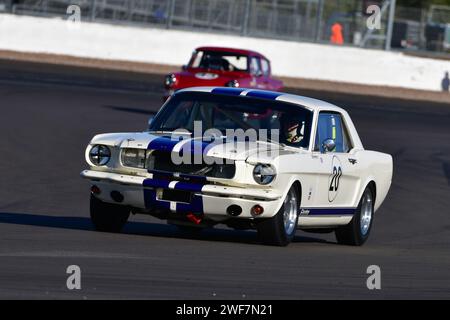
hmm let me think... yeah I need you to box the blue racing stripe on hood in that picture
[246,90,282,100]
[147,136,181,152]
[148,136,217,155]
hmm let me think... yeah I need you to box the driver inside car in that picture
[281,116,306,147]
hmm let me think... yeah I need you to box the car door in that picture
[311,111,359,209]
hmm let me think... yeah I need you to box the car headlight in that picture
[89,145,111,166]
[253,164,276,185]
[164,74,177,87]
[121,148,148,169]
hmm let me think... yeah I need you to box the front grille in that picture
[121,148,235,179]
[151,150,235,179]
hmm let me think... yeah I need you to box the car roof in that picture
[176,87,345,113]
[195,47,268,59]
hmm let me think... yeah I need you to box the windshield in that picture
[189,50,248,72]
[150,92,313,149]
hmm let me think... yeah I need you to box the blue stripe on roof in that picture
[211,88,245,96]
[246,90,282,100]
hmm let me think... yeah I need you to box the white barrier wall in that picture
[1,13,449,91]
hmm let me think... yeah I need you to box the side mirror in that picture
[321,139,336,153]
[182,65,187,71]
[147,116,154,131]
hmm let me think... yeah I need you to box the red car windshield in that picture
[189,50,248,72]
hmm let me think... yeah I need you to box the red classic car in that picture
[164,46,283,99]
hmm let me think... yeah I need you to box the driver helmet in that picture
[283,118,304,144]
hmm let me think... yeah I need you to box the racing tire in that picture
[335,187,374,246]
[90,195,130,233]
[257,186,300,246]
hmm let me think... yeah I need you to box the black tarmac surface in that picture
[0,64,449,299]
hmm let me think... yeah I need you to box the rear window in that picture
[189,50,248,72]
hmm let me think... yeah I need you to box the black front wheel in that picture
[90,195,130,233]
[335,187,374,246]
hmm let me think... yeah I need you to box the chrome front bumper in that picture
[80,170,283,219]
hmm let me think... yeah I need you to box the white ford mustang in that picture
[81,87,393,246]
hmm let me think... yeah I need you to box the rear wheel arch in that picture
[355,179,377,209]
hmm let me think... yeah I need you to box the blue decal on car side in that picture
[302,208,355,216]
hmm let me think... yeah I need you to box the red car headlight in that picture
[165,74,177,87]
[225,80,240,88]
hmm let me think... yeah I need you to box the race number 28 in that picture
[329,166,342,192]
